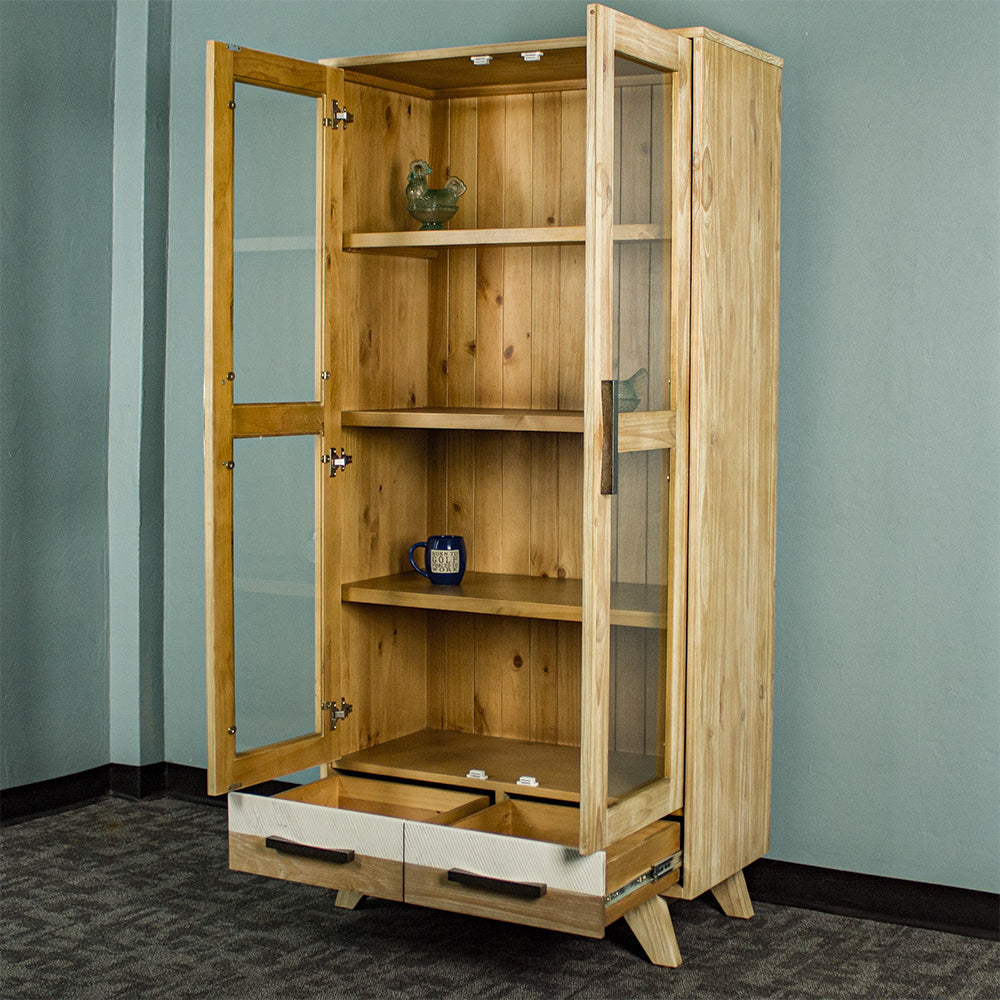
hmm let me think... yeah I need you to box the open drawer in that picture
[404,799,681,936]
[228,773,489,901]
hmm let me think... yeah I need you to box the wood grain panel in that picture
[230,832,403,900]
[232,402,322,437]
[580,0,616,855]
[405,817,605,895]
[341,571,667,627]
[405,864,604,937]
[204,41,237,795]
[337,727,582,800]
[683,35,780,899]
[623,895,682,967]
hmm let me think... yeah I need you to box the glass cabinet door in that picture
[205,43,342,794]
[580,9,691,853]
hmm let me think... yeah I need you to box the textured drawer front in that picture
[404,821,607,936]
[228,791,404,900]
[405,821,605,893]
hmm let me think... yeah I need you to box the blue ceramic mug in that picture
[408,535,466,585]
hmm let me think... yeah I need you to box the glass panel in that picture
[233,82,319,403]
[609,451,667,795]
[607,52,673,801]
[612,54,670,412]
[233,435,318,753]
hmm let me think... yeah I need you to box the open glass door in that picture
[204,43,343,794]
[580,6,691,853]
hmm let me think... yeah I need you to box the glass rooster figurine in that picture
[405,159,467,230]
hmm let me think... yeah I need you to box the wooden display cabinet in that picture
[204,5,781,966]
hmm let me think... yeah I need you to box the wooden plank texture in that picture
[682,34,781,899]
[405,864,605,937]
[342,407,583,432]
[624,895,682,967]
[579,0,616,858]
[342,571,667,627]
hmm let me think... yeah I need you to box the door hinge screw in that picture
[324,100,353,128]
[322,698,353,730]
[321,447,353,477]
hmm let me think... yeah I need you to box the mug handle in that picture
[408,541,429,578]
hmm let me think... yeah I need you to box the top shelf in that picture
[343,224,664,256]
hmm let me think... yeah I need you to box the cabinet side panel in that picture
[684,39,780,898]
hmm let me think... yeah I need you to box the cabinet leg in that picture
[710,870,754,919]
[624,894,682,967]
[335,889,364,910]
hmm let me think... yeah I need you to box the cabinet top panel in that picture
[322,26,782,98]
[323,37,587,98]
[673,26,783,67]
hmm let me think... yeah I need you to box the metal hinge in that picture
[604,850,682,907]
[323,100,353,129]
[321,447,353,477]
[322,697,353,731]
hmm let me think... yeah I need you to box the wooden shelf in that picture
[342,407,583,433]
[343,223,664,256]
[335,729,661,802]
[342,571,667,628]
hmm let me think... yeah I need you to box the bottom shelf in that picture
[335,728,661,804]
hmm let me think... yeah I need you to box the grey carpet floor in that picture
[1,796,997,1000]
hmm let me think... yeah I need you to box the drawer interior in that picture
[448,797,681,900]
[448,798,580,847]
[276,771,489,824]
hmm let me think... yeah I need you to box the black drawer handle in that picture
[265,837,355,865]
[447,868,547,899]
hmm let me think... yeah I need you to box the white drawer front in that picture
[405,821,606,896]
[228,791,404,861]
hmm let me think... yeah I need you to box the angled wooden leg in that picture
[624,894,682,967]
[335,889,364,910]
[710,870,754,919]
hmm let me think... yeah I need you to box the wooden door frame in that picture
[204,42,344,794]
[580,5,691,854]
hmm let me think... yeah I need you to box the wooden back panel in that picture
[336,84,589,753]
[335,73,680,766]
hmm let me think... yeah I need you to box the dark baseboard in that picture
[161,762,294,804]
[3,764,996,940]
[1,762,170,822]
[109,761,167,799]
[0,761,290,824]
[160,761,226,805]
[0,764,111,824]
[745,857,999,941]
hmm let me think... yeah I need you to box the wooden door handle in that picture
[265,837,356,865]
[447,868,547,899]
[600,380,618,495]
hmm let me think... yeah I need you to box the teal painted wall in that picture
[1,0,117,786]
[108,0,170,769]
[1,0,996,894]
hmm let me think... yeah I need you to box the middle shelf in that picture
[343,571,667,628]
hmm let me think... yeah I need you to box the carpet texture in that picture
[2,797,997,1000]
